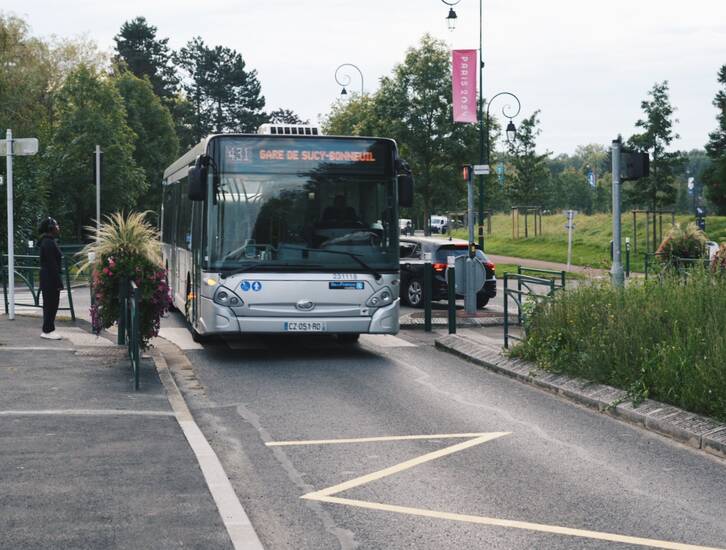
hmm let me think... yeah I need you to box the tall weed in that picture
[513,269,726,420]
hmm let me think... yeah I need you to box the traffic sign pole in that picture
[2,131,39,320]
[6,129,14,319]
[465,165,476,314]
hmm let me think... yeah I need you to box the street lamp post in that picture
[442,1,520,251]
[335,63,364,96]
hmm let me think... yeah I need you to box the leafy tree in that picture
[41,65,145,240]
[176,37,266,142]
[703,66,726,214]
[114,71,179,217]
[323,35,478,228]
[113,17,178,101]
[268,108,308,125]
[505,111,551,207]
[551,168,593,213]
[0,15,52,247]
[626,81,684,210]
[322,95,385,137]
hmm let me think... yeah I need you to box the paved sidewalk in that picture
[0,315,234,549]
[487,253,609,276]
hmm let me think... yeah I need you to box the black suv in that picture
[399,236,497,308]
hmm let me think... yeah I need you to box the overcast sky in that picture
[4,0,725,155]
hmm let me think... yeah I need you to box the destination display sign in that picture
[217,137,393,176]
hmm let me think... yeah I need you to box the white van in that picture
[429,215,448,234]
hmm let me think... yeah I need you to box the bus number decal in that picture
[332,273,357,280]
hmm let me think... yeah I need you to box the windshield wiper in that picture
[219,263,322,279]
[295,247,382,281]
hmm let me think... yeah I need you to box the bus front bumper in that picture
[200,299,400,335]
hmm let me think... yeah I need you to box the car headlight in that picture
[213,286,244,307]
[366,286,394,308]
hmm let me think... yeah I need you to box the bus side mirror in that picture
[188,162,207,201]
[398,174,414,207]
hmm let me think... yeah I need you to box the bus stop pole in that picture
[611,138,625,288]
[447,266,456,334]
[424,262,432,332]
[6,129,15,320]
[465,165,476,314]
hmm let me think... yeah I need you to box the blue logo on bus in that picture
[251,281,262,291]
[240,281,251,292]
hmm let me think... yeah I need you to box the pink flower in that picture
[103,267,110,275]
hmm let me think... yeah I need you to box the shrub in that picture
[79,212,172,349]
[512,269,726,421]
[656,222,707,263]
[712,242,726,272]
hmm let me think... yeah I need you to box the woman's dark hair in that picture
[39,217,58,235]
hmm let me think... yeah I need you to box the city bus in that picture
[160,124,413,342]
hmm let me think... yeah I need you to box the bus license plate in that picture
[284,321,327,332]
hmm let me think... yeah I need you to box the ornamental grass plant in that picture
[79,212,172,349]
[511,268,726,421]
[655,222,708,263]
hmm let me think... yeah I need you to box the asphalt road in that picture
[161,312,726,550]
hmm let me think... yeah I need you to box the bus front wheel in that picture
[338,333,360,344]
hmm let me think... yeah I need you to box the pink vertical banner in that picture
[452,49,477,123]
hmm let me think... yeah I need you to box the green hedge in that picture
[511,269,726,421]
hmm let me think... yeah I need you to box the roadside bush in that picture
[79,212,172,348]
[511,269,726,421]
[712,243,726,272]
[656,222,707,263]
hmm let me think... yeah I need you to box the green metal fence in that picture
[118,277,141,390]
[1,253,75,320]
[503,269,566,349]
[644,253,711,281]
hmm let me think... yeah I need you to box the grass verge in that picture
[510,268,726,421]
[453,212,726,271]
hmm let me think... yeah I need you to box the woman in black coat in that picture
[38,217,63,340]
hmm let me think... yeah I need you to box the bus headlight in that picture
[214,286,244,307]
[366,286,394,308]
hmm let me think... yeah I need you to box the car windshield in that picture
[435,245,488,263]
[207,173,398,272]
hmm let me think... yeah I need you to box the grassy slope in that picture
[453,212,726,271]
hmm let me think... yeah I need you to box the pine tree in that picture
[505,111,551,207]
[703,66,726,214]
[113,17,178,101]
[175,37,266,142]
[626,81,684,210]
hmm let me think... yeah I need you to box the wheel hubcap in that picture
[408,282,422,305]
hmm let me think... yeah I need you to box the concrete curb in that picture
[435,334,726,461]
[399,314,518,329]
[152,342,266,550]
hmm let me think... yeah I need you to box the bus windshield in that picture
[207,173,398,272]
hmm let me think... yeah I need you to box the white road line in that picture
[302,433,509,499]
[158,328,204,350]
[290,433,723,550]
[314,496,723,550]
[0,409,174,417]
[267,433,496,446]
[0,347,76,352]
[153,351,264,550]
[359,334,417,348]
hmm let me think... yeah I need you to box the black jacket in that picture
[39,235,64,291]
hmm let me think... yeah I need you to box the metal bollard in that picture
[447,267,456,334]
[424,262,432,332]
[625,239,631,278]
[118,277,127,345]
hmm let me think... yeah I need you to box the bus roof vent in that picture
[257,123,322,136]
